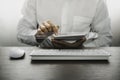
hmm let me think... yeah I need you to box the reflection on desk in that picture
[0,47,120,80]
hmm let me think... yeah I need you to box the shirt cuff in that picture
[83,32,98,47]
[85,32,98,40]
[30,29,38,43]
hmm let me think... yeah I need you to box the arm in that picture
[84,0,112,47]
[17,0,59,48]
[17,0,38,46]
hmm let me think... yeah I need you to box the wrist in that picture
[35,33,46,43]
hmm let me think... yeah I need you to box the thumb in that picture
[53,25,59,35]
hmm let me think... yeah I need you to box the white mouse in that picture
[9,48,25,59]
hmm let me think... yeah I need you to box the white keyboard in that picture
[30,49,111,60]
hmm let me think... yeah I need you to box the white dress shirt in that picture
[17,0,112,47]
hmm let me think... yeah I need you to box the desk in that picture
[0,47,120,80]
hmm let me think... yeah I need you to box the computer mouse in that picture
[9,48,25,59]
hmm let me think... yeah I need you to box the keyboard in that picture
[30,49,111,60]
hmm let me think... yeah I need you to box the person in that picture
[17,0,112,49]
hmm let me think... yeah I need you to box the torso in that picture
[36,0,99,34]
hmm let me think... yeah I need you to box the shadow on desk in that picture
[31,60,109,65]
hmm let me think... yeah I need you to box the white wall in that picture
[0,0,25,46]
[107,0,120,46]
[0,0,120,46]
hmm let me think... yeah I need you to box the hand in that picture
[35,20,59,43]
[36,20,59,35]
[52,36,86,49]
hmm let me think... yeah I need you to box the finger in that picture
[53,25,59,35]
[52,39,71,47]
[76,36,86,42]
[73,37,86,46]
[47,21,59,34]
[40,24,48,33]
[52,40,64,45]
[47,20,54,26]
[79,37,86,42]
[37,28,44,35]
[53,40,76,49]
[52,41,63,49]
[47,20,54,31]
[43,21,52,32]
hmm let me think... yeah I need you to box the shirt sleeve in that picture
[84,0,112,47]
[17,0,38,46]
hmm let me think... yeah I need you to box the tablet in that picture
[53,34,86,41]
